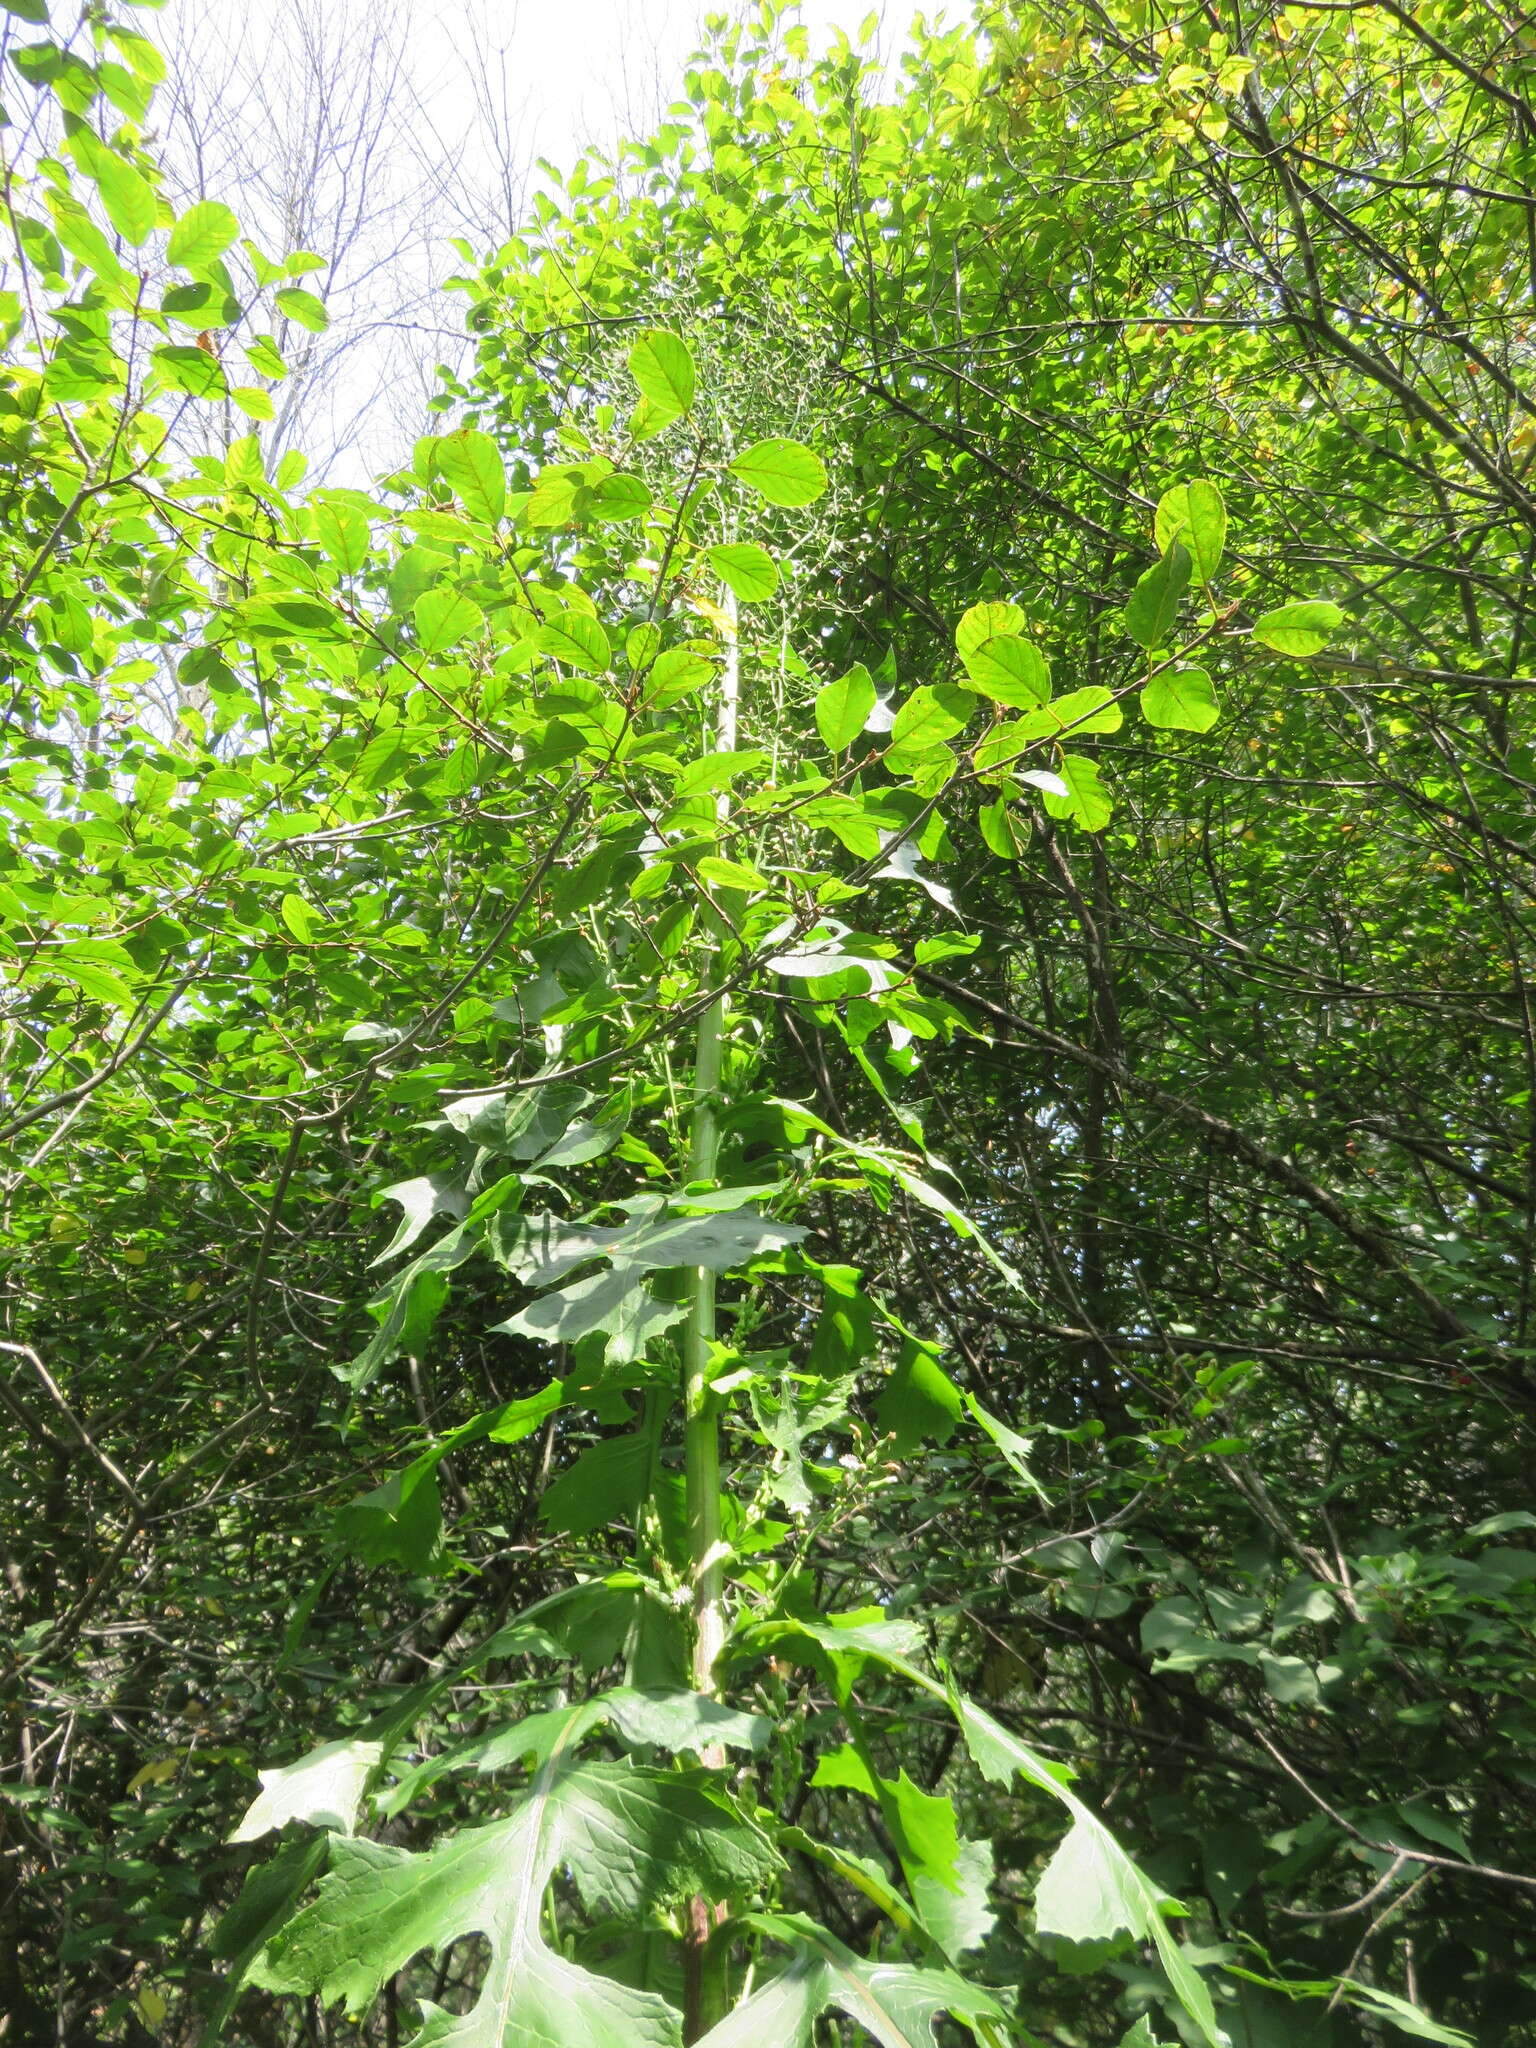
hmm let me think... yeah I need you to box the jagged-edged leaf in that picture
[694,1914,1003,2047]
[342,1218,480,1388]
[705,542,779,602]
[810,1750,994,1961]
[1153,479,1227,582]
[952,1696,1220,2045]
[232,1738,384,1844]
[390,1687,768,1811]
[876,1341,962,1456]
[498,1204,807,1289]
[254,1755,775,2048]
[370,1174,469,1267]
[729,437,828,506]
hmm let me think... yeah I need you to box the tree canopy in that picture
[3,2,1535,2045]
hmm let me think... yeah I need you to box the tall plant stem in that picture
[680,582,740,2042]
[684,578,740,1699]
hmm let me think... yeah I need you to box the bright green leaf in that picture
[1251,599,1345,656]
[1142,666,1219,731]
[729,438,828,507]
[1154,479,1227,583]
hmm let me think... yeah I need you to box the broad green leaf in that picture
[1042,754,1112,831]
[705,542,779,602]
[435,428,506,524]
[332,1460,444,1573]
[1122,543,1192,651]
[246,333,288,380]
[1251,599,1344,656]
[1154,479,1227,582]
[280,894,315,944]
[694,1915,1004,2048]
[231,385,274,421]
[312,500,371,577]
[415,588,486,654]
[541,1434,652,1536]
[966,1395,1047,1500]
[884,686,969,768]
[1142,666,1219,731]
[498,1206,806,1288]
[255,1755,775,2045]
[955,601,1027,656]
[978,796,1028,858]
[586,472,651,521]
[816,664,876,750]
[1027,686,1122,737]
[275,286,329,333]
[960,631,1050,706]
[628,328,695,414]
[697,853,770,892]
[644,646,714,707]
[232,1738,384,1844]
[729,437,828,507]
[51,957,135,1008]
[953,1697,1219,2045]
[876,1341,962,1455]
[494,1206,806,1348]
[538,610,612,672]
[167,200,240,270]
[152,343,227,399]
[90,152,157,246]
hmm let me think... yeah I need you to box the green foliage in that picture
[5,2,1536,2045]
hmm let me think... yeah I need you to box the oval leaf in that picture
[167,200,239,270]
[435,428,506,525]
[705,543,780,603]
[961,632,1050,707]
[1251,599,1344,656]
[956,601,1027,657]
[414,588,486,654]
[816,664,876,751]
[1142,666,1219,731]
[1122,543,1192,651]
[1154,479,1227,583]
[629,328,695,415]
[729,437,828,507]
[538,611,612,673]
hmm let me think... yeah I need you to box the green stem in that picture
[683,984,727,1697]
[684,579,740,1700]
[680,582,740,2042]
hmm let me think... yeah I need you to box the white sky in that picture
[151,0,901,478]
